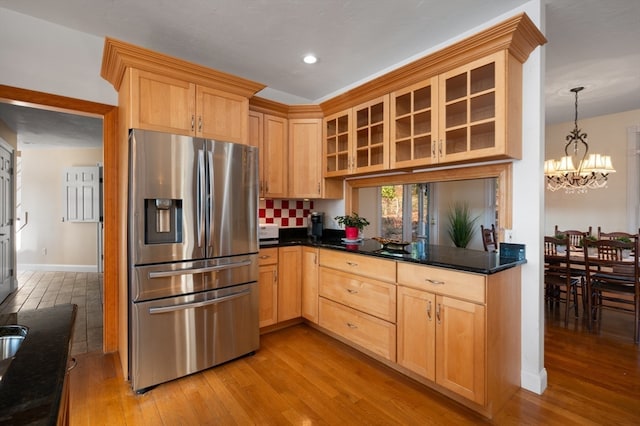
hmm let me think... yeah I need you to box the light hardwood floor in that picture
[69,305,640,425]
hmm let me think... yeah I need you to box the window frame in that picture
[344,162,512,242]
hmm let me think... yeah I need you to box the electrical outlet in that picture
[504,229,513,242]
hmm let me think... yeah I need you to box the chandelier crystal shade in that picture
[544,87,615,193]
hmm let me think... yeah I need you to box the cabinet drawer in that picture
[258,248,278,266]
[397,263,485,304]
[319,267,396,322]
[319,298,396,362]
[319,249,396,283]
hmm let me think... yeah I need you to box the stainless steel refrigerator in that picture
[128,128,259,392]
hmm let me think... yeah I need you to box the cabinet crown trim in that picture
[320,12,546,115]
[101,37,265,97]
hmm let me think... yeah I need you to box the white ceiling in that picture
[0,0,638,149]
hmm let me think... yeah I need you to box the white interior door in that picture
[0,140,16,303]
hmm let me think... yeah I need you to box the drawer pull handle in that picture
[425,278,445,285]
[346,261,358,267]
[259,255,270,259]
[346,288,359,294]
[346,322,358,329]
[426,300,432,320]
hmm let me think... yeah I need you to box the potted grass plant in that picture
[446,202,479,248]
[335,212,370,240]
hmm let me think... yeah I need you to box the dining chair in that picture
[544,235,581,325]
[583,238,640,343]
[480,224,497,252]
[597,227,640,242]
[554,226,593,248]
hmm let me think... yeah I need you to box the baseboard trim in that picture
[18,264,99,273]
[521,367,548,395]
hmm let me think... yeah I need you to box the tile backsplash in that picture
[259,199,314,228]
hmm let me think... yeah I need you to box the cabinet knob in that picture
[346,288,359,294]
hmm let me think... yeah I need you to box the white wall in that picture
[0,8,116,105]
[17,148,102,271]
[545,109,640,235]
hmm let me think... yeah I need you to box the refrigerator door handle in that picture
[207,149,214,254]
[148,289,251,314]
[197,148,206,248]
[147,259,253,279]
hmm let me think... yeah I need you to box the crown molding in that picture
[320,12,546,116]
[101,37,265,98]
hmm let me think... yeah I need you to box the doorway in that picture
[0,84,118,352]
[0,139,16,303]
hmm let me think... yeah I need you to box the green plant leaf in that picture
[446,202,479,248]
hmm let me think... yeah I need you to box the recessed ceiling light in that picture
[303,54,317,64]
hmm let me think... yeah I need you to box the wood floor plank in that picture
[68,307,640,425]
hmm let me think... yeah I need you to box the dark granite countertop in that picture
[0,304,77,426]
[262,228,526,274]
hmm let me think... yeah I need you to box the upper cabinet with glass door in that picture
[391,51,521,169]
[437,51,521,164]
[390,77,438,169]
[324,95,389,177]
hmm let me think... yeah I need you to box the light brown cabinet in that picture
[248,111,288,198]
[129,69,249,143]
[396,261,520,417]
[288,118,322,198]
[390,77,439,168]
[397,285,485,404]
[258,248,278,328]
[390,51,521,169]
[318,249,397,361]
[258,246,303,327]
[301,246,319,323]
[278,246,302,322]
[323,95,389,177]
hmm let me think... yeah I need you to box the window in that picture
[363,177,498,250]
[380,184,428,242]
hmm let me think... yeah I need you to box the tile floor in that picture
[0,270,103,355]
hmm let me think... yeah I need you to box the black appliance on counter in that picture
[308,212,324,238]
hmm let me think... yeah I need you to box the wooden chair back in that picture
[597,227,640,243]
[555,226,592,248]
[582,237,640,343]
[544,235,579,324]
[480,224,497,252]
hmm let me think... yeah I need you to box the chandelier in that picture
[544,86,615,193]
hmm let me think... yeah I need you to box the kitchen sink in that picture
[0,325,28,380]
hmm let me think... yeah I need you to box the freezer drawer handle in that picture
[148,289,251,314]
[148,259,253,279]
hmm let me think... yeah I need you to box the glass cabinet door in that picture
[391,77,438,168]
[438,51,506,163]
[323,110,352,177]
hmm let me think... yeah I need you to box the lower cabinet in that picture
[259,246,303,327]
[396,262,520,417]
[301,246,319,323]
[278,246,302,321]
[397,286,485,404]
[318,249,397,361]
[261,244,520,418]
[258,248,278,328]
